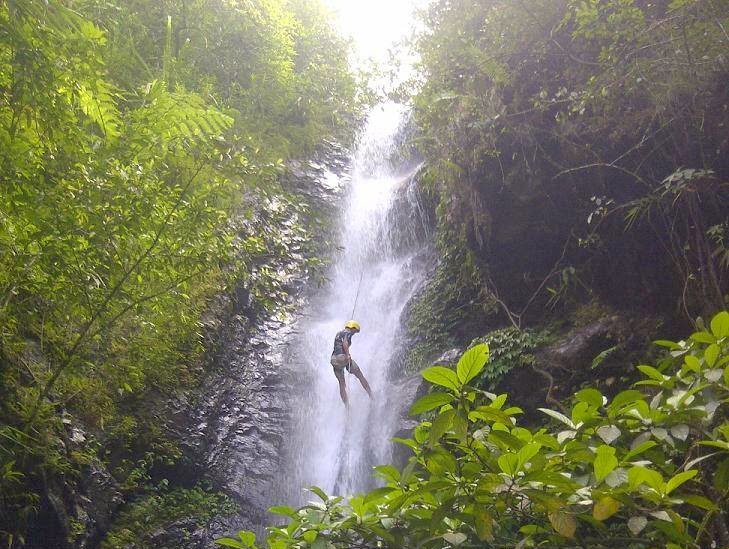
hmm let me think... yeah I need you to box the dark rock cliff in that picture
[150,147,351,546]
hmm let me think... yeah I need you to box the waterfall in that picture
[275,102,431,504]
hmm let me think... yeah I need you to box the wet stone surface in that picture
[154,145,350,546]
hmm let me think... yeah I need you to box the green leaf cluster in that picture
[469,327,552,388]
[244,311,729,548]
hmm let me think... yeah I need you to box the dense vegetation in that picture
[0,0,358,545]
[405,0,729,367]
[221,311,729,548]
[3,0,728,547]
[212,1,729,548]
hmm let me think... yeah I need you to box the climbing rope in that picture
[348,270,364,378]
[349,270,364,319]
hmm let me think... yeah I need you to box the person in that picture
[330,320,373,404]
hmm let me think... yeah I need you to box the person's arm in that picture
[342,338,351,360]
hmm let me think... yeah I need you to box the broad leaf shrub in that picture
[220,311,729,548]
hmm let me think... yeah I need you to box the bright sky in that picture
[323,0,424,65]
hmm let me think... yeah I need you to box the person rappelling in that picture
[330,320,373,404]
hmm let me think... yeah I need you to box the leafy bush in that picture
[412,0,729,322]
[102,485,237,548]
[469,327,551,388]
[220,311,729,548]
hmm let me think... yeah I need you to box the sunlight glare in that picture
[323,0,423,63]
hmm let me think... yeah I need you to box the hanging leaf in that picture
[422,366,460,391]
[596,425,621,444]
[593,496,621,520]
[307,486,329,501]
[268,506,297,518]
[548,508,577,538]
[475,510,495,541]
[593,445,618,482]
[637,365,666,381]
[538,408,575,429]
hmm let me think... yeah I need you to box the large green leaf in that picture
[498,453,519,476]
[628,466,664,491]
[710,311,729,338]
[517,442,541,470]
[593,445,618,482]
[575,388,603,408]
[665,469,697,494]
[609,390,644,411]
[468,406,511,424]
[705,344,720,367]
[374,465,401,484]
[409,392,454,416]
[456,343,489,384]
[429,409,456,447]
[268,506,297,518]
[422,366,460,391]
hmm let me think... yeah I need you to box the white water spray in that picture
[276,102,430,502]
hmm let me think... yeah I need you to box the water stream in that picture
[275,102,431,504]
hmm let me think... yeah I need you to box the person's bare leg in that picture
[353,369,373,399]
[335,369,348,404]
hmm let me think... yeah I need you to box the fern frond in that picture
[77,80,122,141]
[130,83,233,153]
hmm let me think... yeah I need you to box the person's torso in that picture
[332,329,353,355]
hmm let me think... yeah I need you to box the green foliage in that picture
[411,0,729,320]
[405,220,498,372]
[250,311,729,548]
[102,485,237,548]
[469,327,551,388]
[0,0,358,543]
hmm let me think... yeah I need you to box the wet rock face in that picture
[31,431,122,549]
[174,316,301,538]
[155,145,350,545]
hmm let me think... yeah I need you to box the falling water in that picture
[275,102,431,503]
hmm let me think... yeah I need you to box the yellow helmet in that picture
[345,320,361,332]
